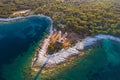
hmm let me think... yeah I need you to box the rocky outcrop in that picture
[34,34,120,68]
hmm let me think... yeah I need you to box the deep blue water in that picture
[0,16,120,80]
[0,16,51,80]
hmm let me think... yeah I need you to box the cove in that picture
[0,15,51,80]
[1,15,120,80]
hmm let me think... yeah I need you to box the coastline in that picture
[0,15,52,80]
[0,14,53,25]
[1,14,120,79]
[33,33,120,69]
[38,51,86,79]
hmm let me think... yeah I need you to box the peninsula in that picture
[0,0,120,80]
[33,26,120,68]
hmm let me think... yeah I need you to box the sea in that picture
[0,16,120,80]
[48,39,120,80]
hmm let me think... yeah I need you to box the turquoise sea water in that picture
[0,16,51,80]
[0,17,120,80]
[47,40,120,80]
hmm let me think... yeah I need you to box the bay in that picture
[0,16,51,80]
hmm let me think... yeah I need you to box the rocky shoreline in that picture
[33,33,120,69]
[1,14,120,71]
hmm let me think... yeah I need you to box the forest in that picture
[0,0,120,37]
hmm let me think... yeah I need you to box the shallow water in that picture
[41,39,120,80]
[0,16,120,80]
[0,16,51,80]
